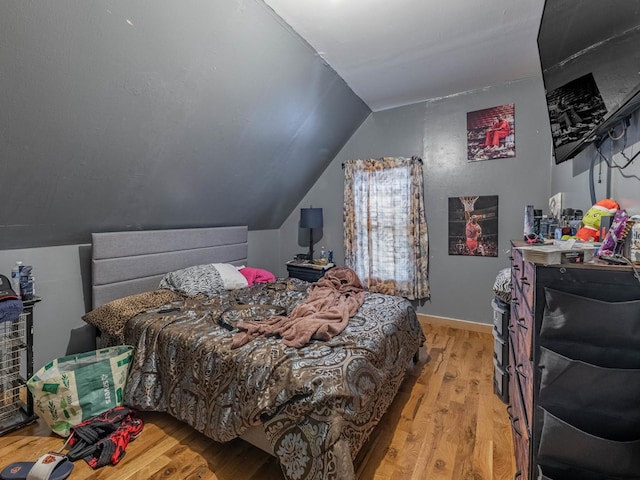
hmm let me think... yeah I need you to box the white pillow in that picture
[212,263,249,290]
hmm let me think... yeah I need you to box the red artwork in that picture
[467,104,515,162]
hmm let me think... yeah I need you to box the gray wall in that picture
[278,102,426,273]
[0,229,279,370]
[552,110,640,216]
[0,0,369,249]
[248,229,280,276]
[539,0,640,214]
[7,77,640,369]
[280,76,553,324]
[4,1,639,364]
[0,246,93,370]
[1,0,369,365]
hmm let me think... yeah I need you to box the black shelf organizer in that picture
[0,297,41,435]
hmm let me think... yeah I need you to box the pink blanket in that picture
[238,267,276,286]
[232,267,364,348]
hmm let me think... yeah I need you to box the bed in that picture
[85,226,425,480]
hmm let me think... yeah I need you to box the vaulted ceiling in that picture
[0,0,548,249]
[265,0,545,112]
[0,0,369,249]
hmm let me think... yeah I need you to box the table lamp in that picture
[300,207,323,261]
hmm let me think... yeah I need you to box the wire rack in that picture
[0,313,27,424]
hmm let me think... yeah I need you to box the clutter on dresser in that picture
[519,196,640,270]
[598,209,631,259]
[516,241,595,265]
[628,215,640,264]
[567,199,618,242]
[525,197,625,243]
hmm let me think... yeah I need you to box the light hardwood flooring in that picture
[0,323,515,479]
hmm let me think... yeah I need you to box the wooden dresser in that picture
[509,241,640,480]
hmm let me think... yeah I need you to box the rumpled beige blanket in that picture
[232,267,365,348]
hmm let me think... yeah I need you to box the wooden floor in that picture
[0,324,515,479]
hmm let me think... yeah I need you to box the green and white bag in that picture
[27,345,134,437]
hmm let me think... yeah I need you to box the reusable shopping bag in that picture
[27,345,134,437]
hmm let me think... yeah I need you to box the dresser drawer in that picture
[493,326,509,366]
[512,424,530,480]
[521,261,535,311]
[513,350,533,432]
[493,356,510,404]
[512,417,530,480]
[509,329,532,425]
[511,295,533,361]
[511,247,524,290]
[492,297,510,337]
[508,344,531,480]
[507,377,525,439]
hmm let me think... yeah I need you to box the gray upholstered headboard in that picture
[91,226,248,308]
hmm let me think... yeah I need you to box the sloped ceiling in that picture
[264,0,545,112]
[1,1,556,250]
[0,0,370,249]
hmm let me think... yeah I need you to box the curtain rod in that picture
[341,156,423,169]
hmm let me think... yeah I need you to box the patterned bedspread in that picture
[122,279,424,480]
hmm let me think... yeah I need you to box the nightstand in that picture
[286,261,335,282]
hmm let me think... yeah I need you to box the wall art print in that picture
[448,195,499,257]
[467,104,515,162]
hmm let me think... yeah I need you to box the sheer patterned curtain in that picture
[343,156,430,300]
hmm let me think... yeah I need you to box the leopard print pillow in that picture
[83,289,183,342]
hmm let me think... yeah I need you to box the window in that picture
[343,156,429,300]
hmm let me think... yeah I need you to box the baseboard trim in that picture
[417,313,492,334]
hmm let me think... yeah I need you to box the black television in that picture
[537,0,640,164]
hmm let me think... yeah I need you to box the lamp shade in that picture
[300,208,323,229]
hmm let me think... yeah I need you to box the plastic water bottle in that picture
[11,261,22,298]
[19,265,34,300]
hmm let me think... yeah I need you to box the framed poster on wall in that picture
[467,104,515,162]
[448,195,499,257]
